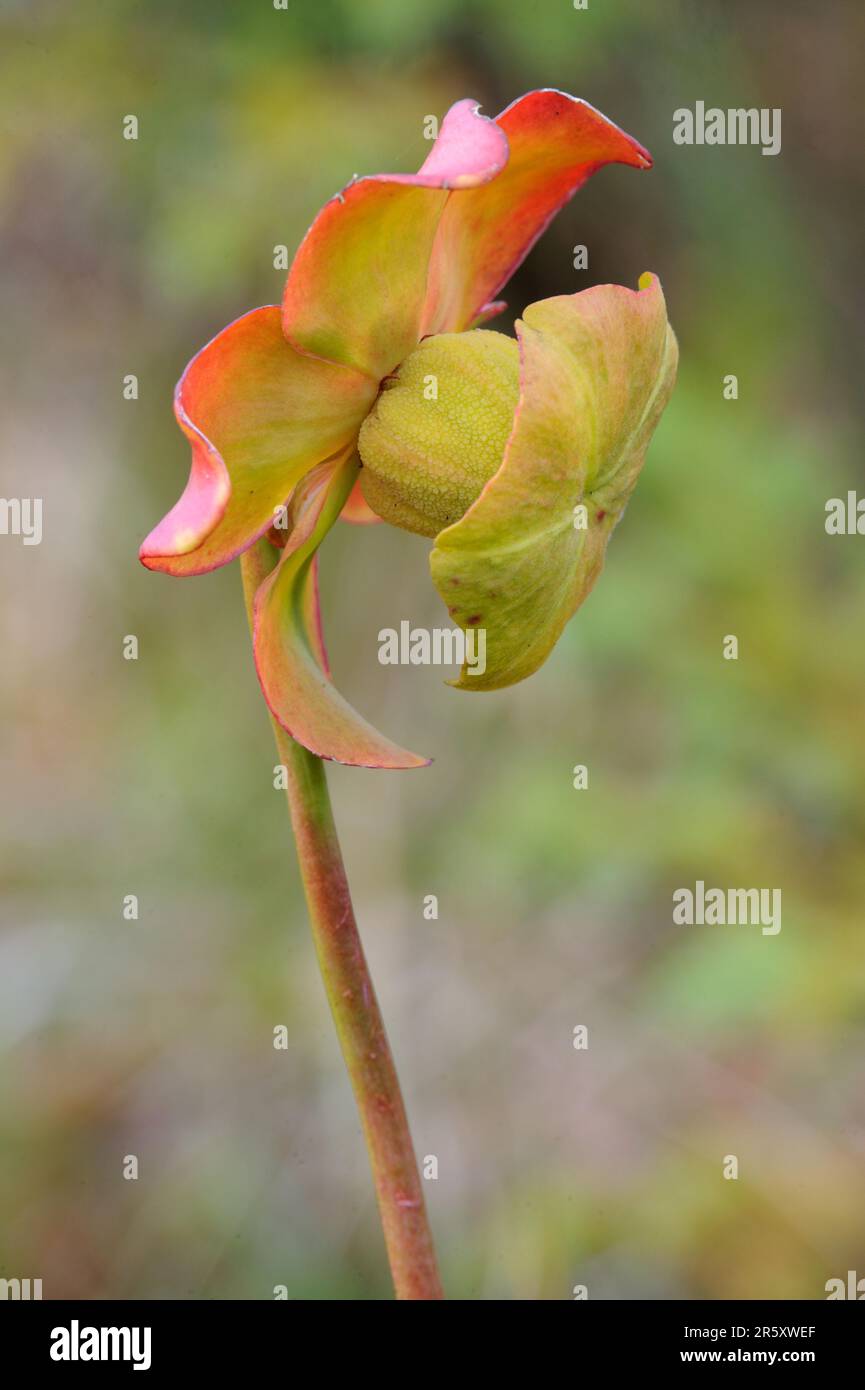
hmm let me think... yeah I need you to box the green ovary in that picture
[357,329,521,538]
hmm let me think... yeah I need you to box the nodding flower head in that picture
[140,90,678,768]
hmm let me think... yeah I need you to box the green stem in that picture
[240,543,443,1301]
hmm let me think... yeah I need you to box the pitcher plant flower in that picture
[141,89,678,1300]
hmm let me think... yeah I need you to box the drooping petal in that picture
[281,99,509,380]
[253,450,430,769]
[421,89,652,338]
[140,307,376,577]
[430,274,678,690]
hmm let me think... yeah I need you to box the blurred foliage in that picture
[1,0,864,1299]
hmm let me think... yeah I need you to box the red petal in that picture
[421,89,651,337]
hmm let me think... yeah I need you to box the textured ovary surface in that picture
[358,330,520,538]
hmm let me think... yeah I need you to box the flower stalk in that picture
[240,541,443,1301]
[141,90,677,1298]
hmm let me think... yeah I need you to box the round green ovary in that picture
[357,329,521,538]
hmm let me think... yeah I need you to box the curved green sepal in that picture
[253,451,430,769]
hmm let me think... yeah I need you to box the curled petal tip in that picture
[415,98,509,188]
[139,413,231,570]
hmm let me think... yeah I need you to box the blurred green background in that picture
[2,0,864,1299]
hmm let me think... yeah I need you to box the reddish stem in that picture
[240,543,443,1300]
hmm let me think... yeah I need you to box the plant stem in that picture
[240,544,443,1301]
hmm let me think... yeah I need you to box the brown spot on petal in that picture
[466,614,482,625]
